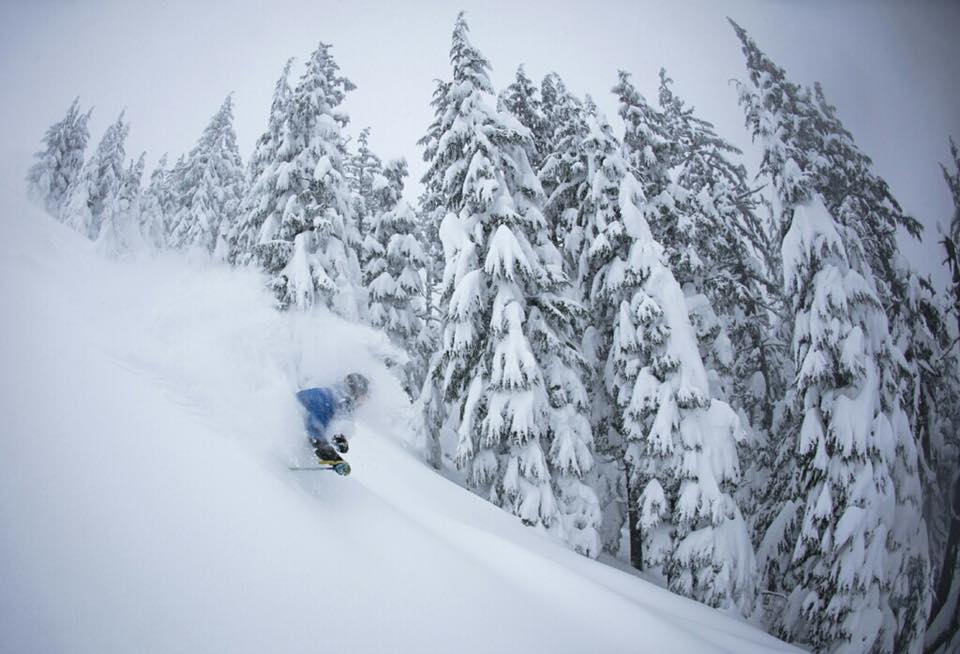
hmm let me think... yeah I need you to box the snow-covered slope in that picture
[0,186,798,654]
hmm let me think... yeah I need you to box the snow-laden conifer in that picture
[417,77,456,286]
[576,106,753,609]
[169,96,244,258]
[26,98,92,217]
[655,69,781,419]
[927,138,960,654]
[615,72,733,408]
[811,83,923,317]
[346,127,383,226]
[809,85,940,652]
[652,70,791,552]
[809,100,938,647]
[537,74,589,254]
[540,73,582,160]
[63,112,129,241]
[732,20,924,651]
[139,154,178,250]
[233,58,295,262]
[897,272,957,597]
[421,14,599,553]
[616,71,749,417]
[250,43,365,319]
[357,149,390,280]
[362,158,432,397]
[250,58,295,190]
[96,152,145,256]
[498,65,548,171]
[613,71,674,202]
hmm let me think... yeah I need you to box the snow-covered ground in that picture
[0,183,798,653]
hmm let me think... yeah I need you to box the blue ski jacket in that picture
[296,385,353,443]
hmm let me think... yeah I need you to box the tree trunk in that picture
[426,432,441,470]
[626,465,643,571]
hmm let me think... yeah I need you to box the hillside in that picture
[0,187,798,654]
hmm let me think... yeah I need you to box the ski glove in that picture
[333,434,349,454]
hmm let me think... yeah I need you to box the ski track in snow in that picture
[0,188,799,653]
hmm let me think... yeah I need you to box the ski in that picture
[288,461,351,475]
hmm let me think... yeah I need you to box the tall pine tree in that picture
[808,80,939,654]
[244,43,365,319]
[362,158,432,397]
[139,154,179,250]
[927,137,960,654]
[169,96,244,258]
[655,68,782,427]
[63,111,129,241]
[96,152,146,256]
[655,69,791,554]
[233,58,296,263]
[538,73,589,255]
[498,65,548,171]
[421,14,600,553]
[575,104,753,609]
[732,20,924,652]
[26,98,92,217]
[346,126,384,231]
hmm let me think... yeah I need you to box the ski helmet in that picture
[344,372,370,401]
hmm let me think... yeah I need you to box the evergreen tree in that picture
[139,154,179,250]
[732,20,923,652]
[810,81,949,654]
[898,275,957,600]
[811,83,924,317]
[26,98,92,217]
[421,14,600,553]
[538,73,589,253]
[576,105,753,609]
[656,69,782,422]
[250,58,295,188]
[418,77,455,285]
[654,69,792,555]
[63,111,129,241]
[498,65,548,170]
[245,42,365,319]
[540,72,581,160]
[97,152,145,256]
[617,72,730,408]
[362,158,432,397]
[809,99,935,649]
[615,71,737,403]
[413,92,449,461]
[169,96,244,258]
[613,71,674,204]
[233,58,295,262]
[927,138,960,654]
[346,126,384,220]
[358,150,390,282]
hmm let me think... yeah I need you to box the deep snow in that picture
[0,185,799,653]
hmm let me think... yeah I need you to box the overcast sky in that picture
[1,0,957,288]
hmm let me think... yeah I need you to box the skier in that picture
[296,372,370,476]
